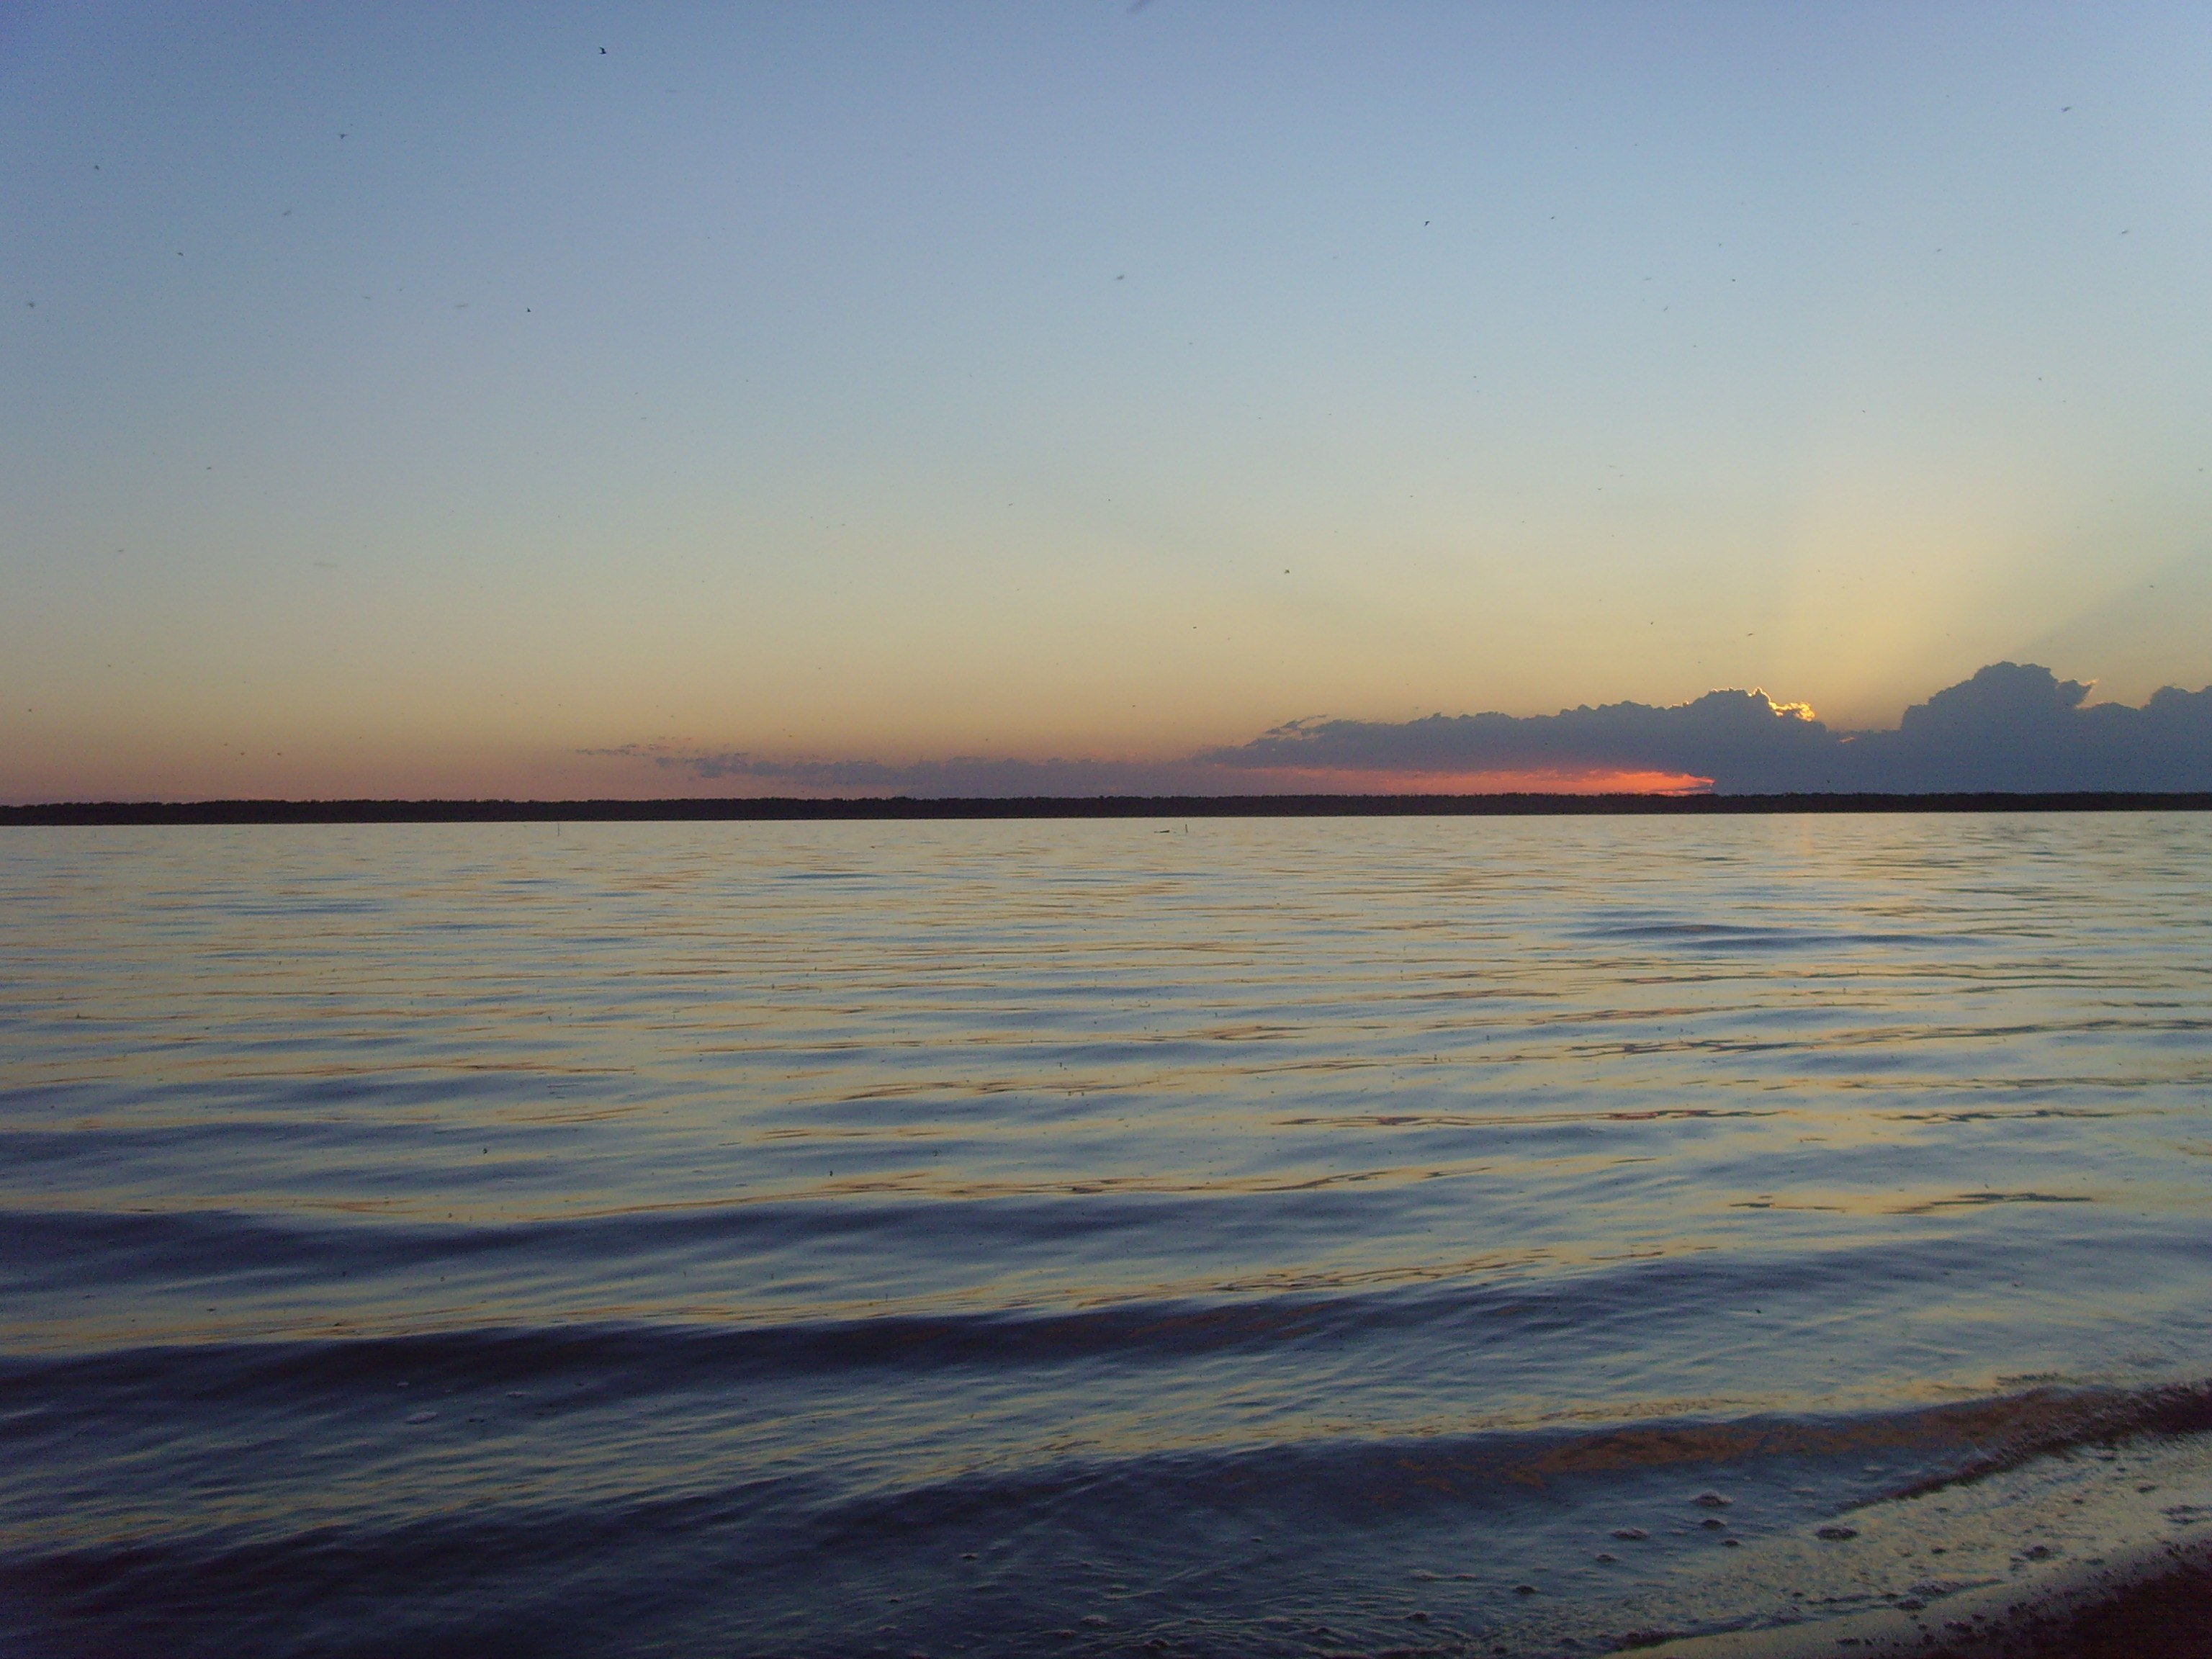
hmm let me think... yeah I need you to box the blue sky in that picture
[6,2,2211,799]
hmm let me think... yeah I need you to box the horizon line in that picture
[7,791,2212,826]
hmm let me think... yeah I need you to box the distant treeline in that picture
[6,792,2212,826]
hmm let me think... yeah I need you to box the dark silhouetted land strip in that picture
[6,792,2212,826]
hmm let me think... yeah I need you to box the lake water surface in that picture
[5,814,2211,1656]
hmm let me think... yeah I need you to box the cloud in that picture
[1835,662,2212,792]
[586,664,2212,796]
[1206,689,1830,789]
[579,744,1253,797]
[585,746,1707,798]
[1210,663,2212,792]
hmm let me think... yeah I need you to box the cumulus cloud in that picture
[1828,662,2212,792]
[587,664,2212,796]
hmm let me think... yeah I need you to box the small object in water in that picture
[1815,1524,1858,1541]
[1512,1583,1537,1595]
[1700,1517,1727,1530]
[1692,1491,1732,1508]
[1611,1527,1649,1540]
[1722,1538,1741,1547]
[1594,1552,1618,1563]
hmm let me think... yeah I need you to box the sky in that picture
[6,1,2212,801]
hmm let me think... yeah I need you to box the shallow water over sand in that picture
[4,814,2211,1655]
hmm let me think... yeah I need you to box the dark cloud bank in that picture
[616,663,2212,796]
[1215,662,2212,793]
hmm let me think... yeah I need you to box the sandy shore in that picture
[1615,1424,2212,1659]
[1642,1542,2212,1657]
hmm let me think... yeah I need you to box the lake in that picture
[5,814,2211,1656]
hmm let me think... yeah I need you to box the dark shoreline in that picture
[1715,1547,2212,1659]
[1964,1555,2212,1658]
[6,790,2212,826]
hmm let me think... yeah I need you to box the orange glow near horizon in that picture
[1219,767,1717,797]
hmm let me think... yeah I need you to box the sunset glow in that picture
[5,4,2211,801]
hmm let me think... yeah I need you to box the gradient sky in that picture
[6,1,2212,800]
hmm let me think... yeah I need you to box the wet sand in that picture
[1642,1426,2212,1659]
[1650,1549,2212,1657]
[1681,1557,2203,1659]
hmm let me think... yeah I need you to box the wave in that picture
[1575,919,1954,952]
[9,1370,2210,1658]
[7,1200,2164,1378]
